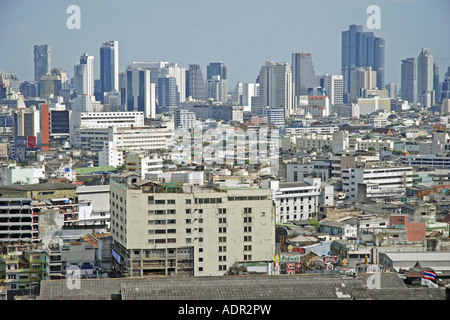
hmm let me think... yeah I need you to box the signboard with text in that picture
[322,256,339,264]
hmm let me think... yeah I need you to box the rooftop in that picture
[37,273,446,300]
[0,182,76,191]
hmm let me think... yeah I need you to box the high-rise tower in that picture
[34,45,51,82]
[341,24,385,103]
[74,53,94,96]
[100,41,119,99]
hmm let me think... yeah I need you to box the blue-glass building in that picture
[341,24,385,103]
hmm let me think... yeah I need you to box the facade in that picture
[124,152,164,179]
[69,111,144,147]
[126,66,156,118]
[252,61,294,118]
[417,48,435,108]
[74,53,94,97]
[174,109,196,130]
[292,52,319,97]
[109,176,275,277]
[186,64,207,101]
[0,198,40,247]
[341,24,385,103]
[100,41,119,99]
[261,179,332,223]
[342,165,413,202]
[323,74,343,105]
[34,45,51,83]
[206,75,228,103]
[157,76,179,113]
[401,58,417,105]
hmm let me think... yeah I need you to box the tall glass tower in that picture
[401,58,417,105]
[186,64,207,101]
[292,53,319,96]
[100,41,119,99]
[341,24,385,103]
[34,45,51,82]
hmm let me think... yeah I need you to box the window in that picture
[155,200,165,205]
[219,265,227,271]
[155,239,166,243]
[244,217,252,223]
[219,246,227,252]
[219,208,227,214]
[186,219,192,224]
[218,218,227,224]
[244,226,252,232]
[219,227,227,233]
[186,199,192,204]
[244,236,252,242]
[219,255,226,262]
[186,228,192,233]
[168,200,176,204]
[244,208,252,214]
[219,236,227,243]
[244,255,252,261]
[148,196,154,204]
[185,209,191,214]
[244,245,252,251]
[167,229,176,234]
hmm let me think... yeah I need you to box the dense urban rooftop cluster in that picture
[0,22,450,301]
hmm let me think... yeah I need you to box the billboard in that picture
[322,256,339,264]
[27,136,37,150]
[280,252,301,262]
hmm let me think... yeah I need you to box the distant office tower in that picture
[74,53,94,96]
[161,63,186,103]
[34,45,51,82]
[207,62,228,102]
[292,53,319,97]
[356,66,377,97]
[100,41,119,99]
[323,75,343,105]
[207,75,228,103]
[230,82,259,112]
[401,58,417,105]
[158,76,179,113]
[119,71,127,110]
[385,82,398,99]
[186,64,207,101]
[440,65,450,101]
[433,62,440,103]
[252,61,293,118]
[341,24,385,103]
[417,48,435,107]
[126,66,156,118]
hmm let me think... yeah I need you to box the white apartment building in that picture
[261,178,333,223]
[323,74,343,105]
[284,125,339,135]
[125,152,164,179]
[342,164,413,202]
[294,134,334,151]
[69,111,145,147]
[109,175,275,277]
[76,185,111,228]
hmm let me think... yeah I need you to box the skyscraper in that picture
[292,53,319,97]
[341,24,385,103]
[34,45,51,82]
[157,76,179,113]
[417,48,435,107]
[186,64,207,101]
[251,61,293,118]
[207,62,228,102]
[100,41,119,99]
[74,53,94,96]
[401,58,417,105]
[440,65,450,101]
[126,66,156,118]
[323,74,343,105]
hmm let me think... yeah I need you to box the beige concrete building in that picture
[109,174,275,277]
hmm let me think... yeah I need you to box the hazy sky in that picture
[0,0,449,90]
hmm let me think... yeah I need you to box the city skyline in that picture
[0,0,449,91]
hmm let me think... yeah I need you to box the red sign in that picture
[323,256,338,264]
[286,263,295,270]
[292,247,306,255]
[27,136,37,149]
